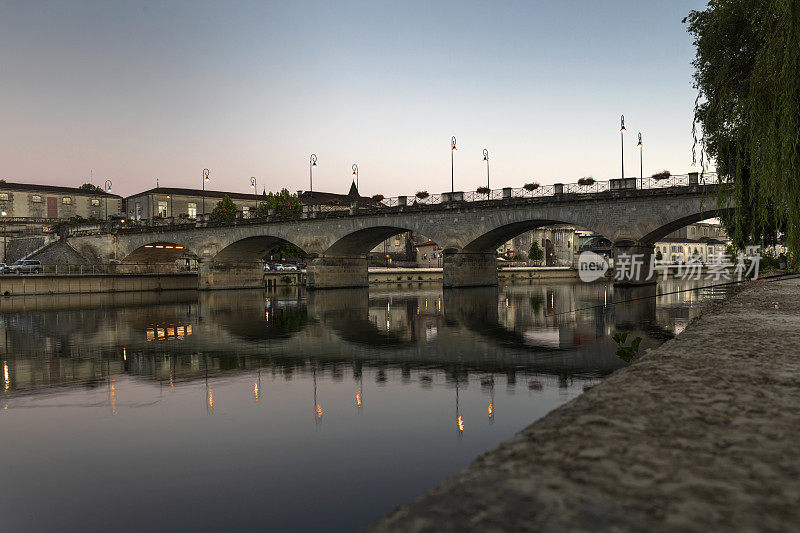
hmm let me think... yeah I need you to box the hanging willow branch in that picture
[686,0,800,259]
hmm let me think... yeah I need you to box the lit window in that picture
[91,199,100,206]
[31,195,41,203]
[188,203,197,218]
[0,193,8,201]
[62,197,72,205]
[242,206,250,219]
[158,201,167,217]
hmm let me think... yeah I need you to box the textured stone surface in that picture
[370,278,800,532]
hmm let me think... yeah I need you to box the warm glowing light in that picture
[157,328,165,338]
[144,245,154,248]
[123,348,127,361]
[186,325,192,335]
[315,404,323,419]
[155,245,164,249]
[146,329,155,341]
[3,361,9,391]
[175,246,184,249]
[207,388,214,411]
[253,381,260,402]
[110,384,118,416]
[488,403,494,419]
[170,372,174,388]
[355,392,362,407]
[1,211,6,217]
[457,416,464,432]
[165,245,174,249]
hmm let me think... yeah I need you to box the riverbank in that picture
[371,277,800,532]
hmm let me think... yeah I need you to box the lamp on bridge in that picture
[483,149,490,190]
[202,169,210,217]
[637,133,643,189]
[620,115,626,180]
[250,176,257,195]
[309,154,317,197]
[104,179,112,220]
[352,164,359,191]
[451,136,457,193]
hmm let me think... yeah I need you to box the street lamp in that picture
[1,211,6,263]
[482,149,490,191]
[352,164,359,191]
[104,179,112,220]
[620,115,626,180]
[309,154,317,197]
[166,195,172,218]
[451,136,457,193]
[637,132,643,189]
[250,176,257,195]
[202,169,210,216]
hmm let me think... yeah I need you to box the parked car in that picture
[0,263,7,274]
[7,260,43,274]
[274,264,286,271]
[283,264,299,271]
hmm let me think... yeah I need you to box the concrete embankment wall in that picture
[0,273,198,296]
[371,277,800,532]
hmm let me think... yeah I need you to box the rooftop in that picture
[128,187,267,201]
[0,181,121,198]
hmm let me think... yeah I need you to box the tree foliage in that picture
[79,183,103,192]
[529,241,544,264]
[254,188,302,218]
[211,195,237,222]
[686,1,800,258]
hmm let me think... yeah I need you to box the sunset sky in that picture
[0,0,710,197]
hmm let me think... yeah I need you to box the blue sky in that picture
[0,0,710,197]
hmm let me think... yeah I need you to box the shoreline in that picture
[370,277,800,531]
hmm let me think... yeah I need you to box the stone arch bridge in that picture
[57,183,726,289]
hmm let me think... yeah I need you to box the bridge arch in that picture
[212,235,307,262]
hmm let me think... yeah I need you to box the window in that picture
[0,193,8,201]
[31,195,41,203]
[158,201,168,217]
[242,206,250,219]
[188,202,197,218]
[62,197,72,205]
[135,202,142,219]
[91,199,100,206]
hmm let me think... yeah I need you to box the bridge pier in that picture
[442,251,498,288]
[612,242,656,286]
[198,259,265,290]
[306,256,368,290]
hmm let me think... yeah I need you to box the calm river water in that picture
[0,280,729,532]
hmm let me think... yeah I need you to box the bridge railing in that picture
[378,171,717,207]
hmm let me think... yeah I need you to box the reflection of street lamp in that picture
[104,180,112,220]
[450,136,457,193]
[637,132,643,189]
[309,154,317,197]
[202,169,210,216]
[620,115,626,180]
[1,211,6,263]
[455,380,464,437]
[352,164,359,191]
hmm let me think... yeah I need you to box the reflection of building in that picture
[371,231,424,265]
[654,237,728,263]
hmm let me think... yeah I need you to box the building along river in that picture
[0,279,731,532]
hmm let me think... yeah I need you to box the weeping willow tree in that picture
[685,0,800,259]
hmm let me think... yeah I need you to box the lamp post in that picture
[104,179,112,220]
[166,195,172,218]
[451,136,457,193]
[620,115,626,180]
[352,164,359,191]
[250,176,257,195]
[309,154,317,197]
[637,132,643,189]
[202,169,210,216]
[482,149,490,190]
[1,211,6,263]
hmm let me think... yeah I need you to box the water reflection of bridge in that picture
[0,280,715,396]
